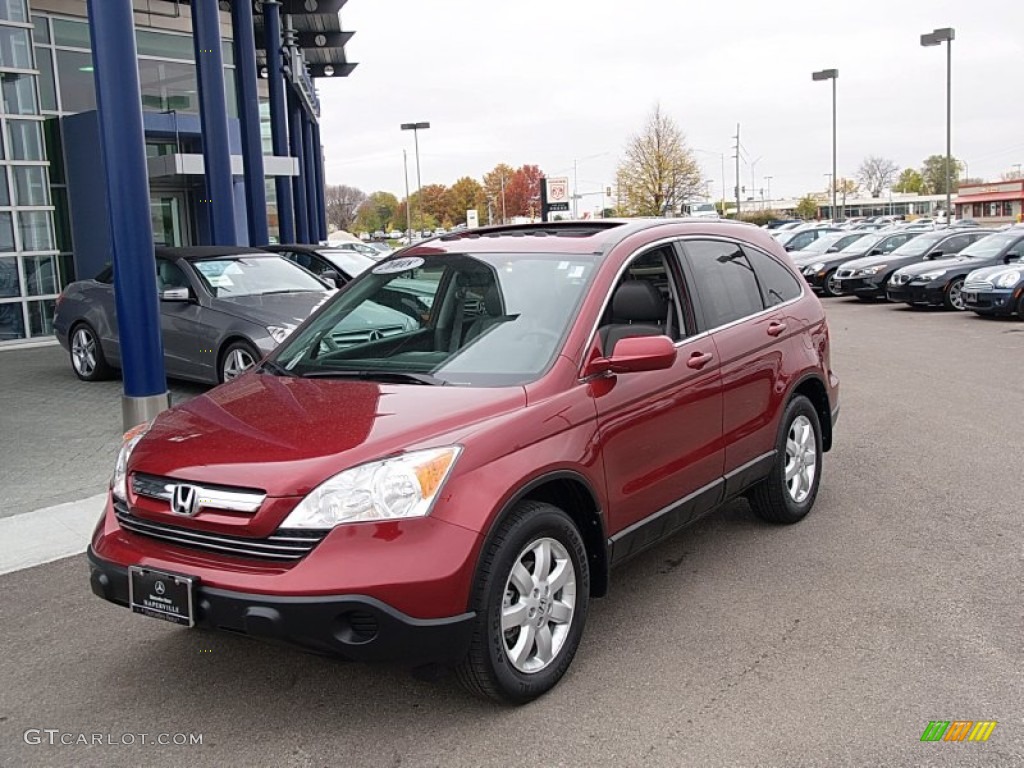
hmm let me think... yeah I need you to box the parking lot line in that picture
[0,493,106,575]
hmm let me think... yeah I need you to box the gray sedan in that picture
[54,246,335,384]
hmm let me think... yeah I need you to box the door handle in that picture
[686,351,714,370]
[767,321,787,337]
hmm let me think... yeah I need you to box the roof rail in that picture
[442,221,627,240]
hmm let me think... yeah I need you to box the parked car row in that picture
[789,225,1024,316]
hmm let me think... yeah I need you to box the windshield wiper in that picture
[299,370,446,385]
[258,359,297,377]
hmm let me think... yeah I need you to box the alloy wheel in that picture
[948,279,966,311]
[784,414,817,504]
[72,327,97,377]
[825,272,841,297]
[222,347,256,380]
[501,537,577,674]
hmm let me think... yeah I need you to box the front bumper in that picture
[886,282,943,306]
[88,547,475,665]
[800,269,831,291]
[963,289,1017,315]
[836,276,885,297]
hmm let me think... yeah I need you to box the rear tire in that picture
[456,501,589,705]
[69,322,114,382]
[748,395,823,524]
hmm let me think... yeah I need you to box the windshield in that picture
[889,232,945,257]
[272,252,598,386]
[958,233,1021,259]
[317,249,375,277]
[799,233,845,254]
[192,256,327,297]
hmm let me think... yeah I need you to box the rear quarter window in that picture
[682,239,765,329]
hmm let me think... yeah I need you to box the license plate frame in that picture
[128,566,196,627]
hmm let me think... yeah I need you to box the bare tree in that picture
[324,185,367,233]
[615,103,703,217]
[856,156,899,198]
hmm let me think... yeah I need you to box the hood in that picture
[836,253,895,270]
[896,255,994,277]
[214,290,332,328]
[965,264,1023,282]
[129,374,527,497]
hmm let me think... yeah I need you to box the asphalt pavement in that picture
[1,300,1022,767]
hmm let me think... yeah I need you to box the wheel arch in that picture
[787,373,833,452]
[216,335,261,378]
[476,471,609,599]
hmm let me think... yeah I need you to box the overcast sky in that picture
[316,0,1024,211]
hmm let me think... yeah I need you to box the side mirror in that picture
[870,249,883,256]
[926,251,943,260]
[1006,251,1022,263]
[321,269,344,287]
[160,287,190,302]
[586,335,677,377]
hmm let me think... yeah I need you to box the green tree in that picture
[354,191,400,233]
[483,163,516,223]
[893,168,925,194]
[616,103,703,217]
[795,195,819,220]
[446,176,486,225]
[920,154,963,195]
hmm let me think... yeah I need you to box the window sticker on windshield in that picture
[557,261,569,270]
[372,256,424,275]
[205,275,234,288]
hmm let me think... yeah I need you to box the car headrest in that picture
[612,281,666,322]
[481,284,503,316]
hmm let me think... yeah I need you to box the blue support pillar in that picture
[191,0,236,245]
[263,1,294,244]
[312,121,328,241]
[289,92,309,243]
[231,0,268,245]
[302,111,318,243]
[86,0,168,428]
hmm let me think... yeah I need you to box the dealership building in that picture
[0,0,354,348]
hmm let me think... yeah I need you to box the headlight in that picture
[280,446,462,529]
[111,422,151,501]
[803,262,825,274]
[995,271,1021,288]
[267,324,296,343]
[917,270,947,281]
[860,264,887,275]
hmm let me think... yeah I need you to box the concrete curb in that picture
[0,493,107,575]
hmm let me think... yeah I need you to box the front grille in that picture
[113,500,325,561]
[132,473,265,514]
[330,324,410,345]
[963,280,994,292]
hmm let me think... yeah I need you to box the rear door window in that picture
[743,247,803,307]
[680,240,765,330]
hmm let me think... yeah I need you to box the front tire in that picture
[748,395,823,524]
[456,501,590,705]
[69,322,114,381]
[819,269,842,298]
[943,278,966,311]
[218,340,260,383]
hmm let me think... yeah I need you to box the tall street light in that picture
[765,175,773,210]
[400,121,429,228]
[921,28,955,221]
[812,68,839,221]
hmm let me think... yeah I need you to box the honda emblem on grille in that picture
[171,484,199,516]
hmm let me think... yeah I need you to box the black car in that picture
[792,230,918,297]
[834,229,994,300]
[963,261,1024,317]
[263,244,377,288]
[886,230,1024,311]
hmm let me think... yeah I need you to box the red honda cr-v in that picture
[88,220,839,704]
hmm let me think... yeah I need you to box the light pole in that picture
[400,121,429,229]
[920,28,954,221]
[403,149,412,242]
[765,175,773,210]
[824,173,833,220]
[812,68,839,221]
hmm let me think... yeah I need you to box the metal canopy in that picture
[250,0,358,79]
